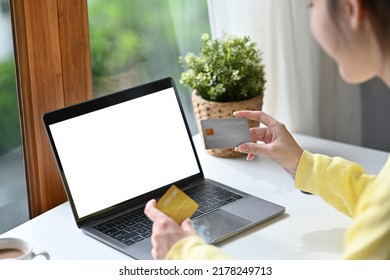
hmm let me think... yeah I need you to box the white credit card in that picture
[200,117,251,149]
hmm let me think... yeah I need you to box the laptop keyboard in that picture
[93,207,152,246]
[93,182,243,246]
[186,182,243,218]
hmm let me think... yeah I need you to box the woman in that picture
[144,0,390,260]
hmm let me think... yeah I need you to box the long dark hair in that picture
[328,0,390,54]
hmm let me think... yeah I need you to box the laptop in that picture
[42,77,285,259]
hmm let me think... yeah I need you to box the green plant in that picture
[0,59,21,156]
[88,0,142,77]
[179,33,266,102]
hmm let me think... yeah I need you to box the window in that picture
[87,0,210,133]
[7,0,206,219]
[0,0,28,234]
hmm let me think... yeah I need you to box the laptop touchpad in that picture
[192,209,251,244]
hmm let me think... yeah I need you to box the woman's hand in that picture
[144,199,198,259]
[233,111,304,176]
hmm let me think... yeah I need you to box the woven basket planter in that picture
[192,91,263,158]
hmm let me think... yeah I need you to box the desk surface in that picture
[1,134,388,260]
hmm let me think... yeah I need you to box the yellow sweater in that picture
[166,150,390,260]
[296,151,390,259]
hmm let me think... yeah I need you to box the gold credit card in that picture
[156,185,198,224]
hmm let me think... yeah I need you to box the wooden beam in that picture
[10,0,92,217]
[57,0,93,106]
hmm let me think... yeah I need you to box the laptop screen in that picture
[48,86,200,219]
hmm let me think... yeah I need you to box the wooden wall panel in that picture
[10,0,92,217]
[58,0,93,105]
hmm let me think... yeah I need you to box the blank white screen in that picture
[49,88,200,218]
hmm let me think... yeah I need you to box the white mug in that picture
[0,238,50,260]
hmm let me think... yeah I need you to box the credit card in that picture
[156,185,198,224]
[200,117,251,149]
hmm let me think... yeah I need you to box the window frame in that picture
[10,0,92,217]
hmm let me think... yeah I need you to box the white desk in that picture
[1,134,388,260]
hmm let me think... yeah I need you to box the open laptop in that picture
[42,77,285,259]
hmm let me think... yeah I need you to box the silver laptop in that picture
[42,77,285,259]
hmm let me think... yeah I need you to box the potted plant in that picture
[179,33,266,157]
